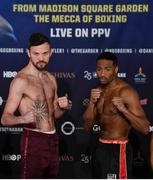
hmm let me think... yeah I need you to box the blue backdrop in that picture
[0,0,153,178]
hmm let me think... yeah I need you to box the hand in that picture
[22,110,36,124]
[112,97,127,112]
[90,88,102,104]
[57,94,69,110]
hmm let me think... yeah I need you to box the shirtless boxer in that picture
[83,52,150,179]
[1,32,68,178]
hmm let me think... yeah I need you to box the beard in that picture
[31,60,47,71]
[99,77,109,84]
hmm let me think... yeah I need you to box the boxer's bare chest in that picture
[24,74,55,102]
[97,88,120,116]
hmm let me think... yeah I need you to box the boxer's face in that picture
[96,59,118,85]
[27,42,52,70]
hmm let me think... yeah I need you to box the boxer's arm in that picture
[113,87,150,134]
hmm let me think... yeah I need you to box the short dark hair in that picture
[28,32,51,49]
[96,52,118,66]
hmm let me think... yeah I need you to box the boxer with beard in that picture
[1,32,69,178]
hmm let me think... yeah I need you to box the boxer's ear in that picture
[26,48,30,58]
[115,66,119,74]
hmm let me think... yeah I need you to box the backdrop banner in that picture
[0,0,153,178]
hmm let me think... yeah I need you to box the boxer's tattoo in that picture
[32,101,49,129]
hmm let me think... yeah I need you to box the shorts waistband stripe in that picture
[99,138,128,144]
